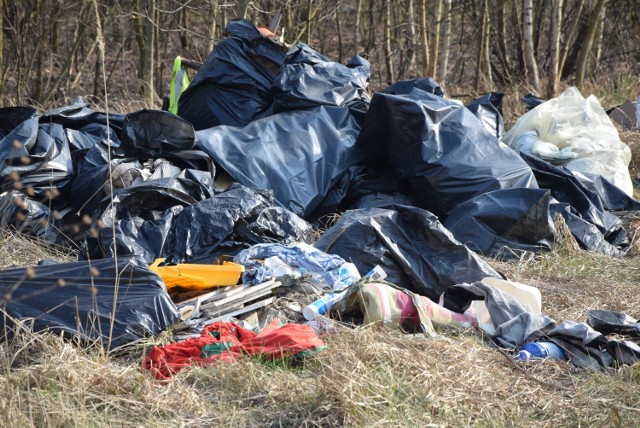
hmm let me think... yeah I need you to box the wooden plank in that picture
[201,280,280,311]
[207,297,275,323]
[201,287,276,317]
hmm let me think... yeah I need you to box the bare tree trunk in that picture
[400,0,416,77]
[523,0,540,93]
[437,0,451,84]
[496,0,512,83]
[306,0,313,44]
[428,0,443,79]
[594,2,606,70]
[547,0,562,98]
[383,0,394,84]
[575,0,606,90]
[336,6,343,62]
[559,0,584,79]
[144,0,156,107]
[483,0,493,90]
[474,1,485,92]
[420,0,429,76]
[354,0,363,55]
[0,0,3,93]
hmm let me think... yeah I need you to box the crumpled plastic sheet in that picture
[465,92,505,140]
[443,282,640,369]
[234,242,346,285]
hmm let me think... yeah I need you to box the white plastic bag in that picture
[505,87,633,196]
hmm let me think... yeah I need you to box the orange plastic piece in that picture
[149,258,244,291]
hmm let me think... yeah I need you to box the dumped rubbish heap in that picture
[0,19,639,376]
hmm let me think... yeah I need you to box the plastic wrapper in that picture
[357,88,537,218]
[197,105,367,218]
[0,257,179,350]
[314,206,501,302]
[177,19,288,130]
[504,87,633,196]
[271,44,370,113]
[444,189,555,258]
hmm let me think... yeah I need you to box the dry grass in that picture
[1,221,640,426]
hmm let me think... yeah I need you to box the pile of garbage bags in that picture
[1,19,639,371]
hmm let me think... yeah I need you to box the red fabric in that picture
[143,320,325,380]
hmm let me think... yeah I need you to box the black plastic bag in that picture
[177,19,288,130]
[0,257,179,350]
[314,206,501,301]
[121,109,197,157]
[0,112,75,209]
[95,170,216,263]
[444,189,555,258]
[0,106,37,138]
[196,105,367,218]
[520,152,631,256]
[164,184,314,263]
[270,44,370,113]
[0,191,74,247]
[357,88,537,218]
[466,92,505,140]
[381,77,444,97]
[520,93,545,110]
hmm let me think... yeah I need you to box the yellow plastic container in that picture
[149,258,244,291]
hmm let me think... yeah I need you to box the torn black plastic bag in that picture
[465,92,505,140]
[177,19,288,130]
[0,191,74,247]
[270,44,371,113]
[444,189,555,258]
[520,152,631,256]
[164,184,314,263]
[0,257,179,350]
[357,89,537,218]
[196,105,367,218]
[0,112,74,209]
[314,206,501,302]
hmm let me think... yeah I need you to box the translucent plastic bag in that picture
[504,87,633,196]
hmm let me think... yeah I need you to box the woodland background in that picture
[1,0,639,110]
